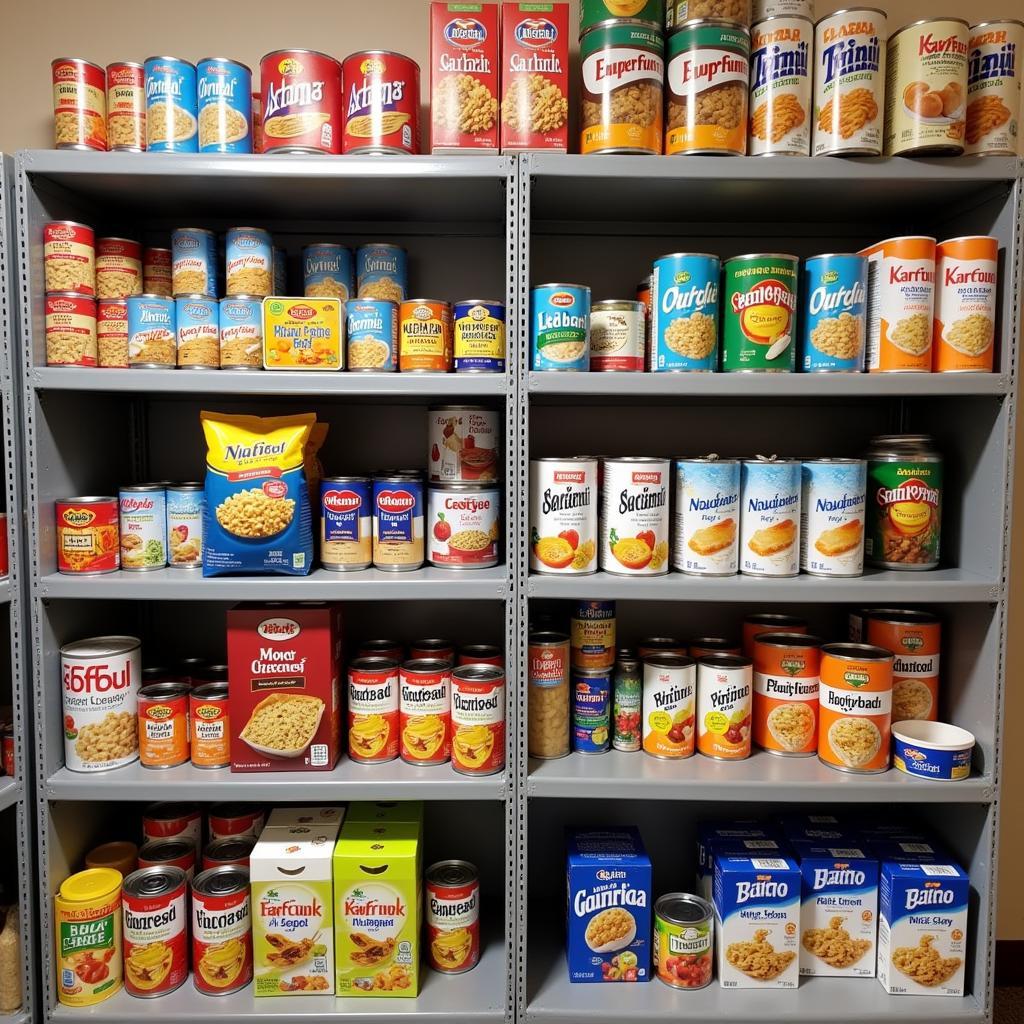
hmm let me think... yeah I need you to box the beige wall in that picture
[1,0,1022,936]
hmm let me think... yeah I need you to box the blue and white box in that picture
[697,833,789,902]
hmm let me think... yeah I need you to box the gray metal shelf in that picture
[0,778,21,814]
[0,580,11,605]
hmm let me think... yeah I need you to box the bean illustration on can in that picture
[723,254,799,371]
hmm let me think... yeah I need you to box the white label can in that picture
[696,654,753,760]
[600,457,670,576]
[740,458,801,577]
[529,458,598,575]
[749,17,814,156]
[642,655,696,759]
[119,485,167,571]
[427,484,500,569]
[589,300,645,372]
[166,483,203,569]
[427,405,501,483]
[800,459,867,577]
[673,457,740,576]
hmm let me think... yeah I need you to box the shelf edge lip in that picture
[0,778,21,813]
[0,579,11,605]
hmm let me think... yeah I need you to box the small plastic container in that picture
[892,720,974,781]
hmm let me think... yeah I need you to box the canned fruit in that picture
[600,458,669,575]
[530,459,598,574]
[749,17,813,156]
[532,284,590,371]
[740,458,800,577]
[801,255,868,372]
[642,655,696,758]
[800,459,867,577]
[722,254,799,372]
[673,457,740,575]
[933,235,998,372]
[650,254,720,372]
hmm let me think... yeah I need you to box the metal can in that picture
[144,56,198,152]
[722,253,799,371]
[637,275,652,362]
[590,300,645,371]
[933,235,998,372]
[143,803,202,856]
[209,804,266,840]
[122,866,188,998]
[818,642,893,773]
[190,681,230,769]
[191,867,252,996]
[347,299,398,371]
[357,639,405,661]
[754,0,812,18]
[321,476,372,571]
[637,638,688,659]
[650,253,719,372]
[573,667,612,753]
[45,292,97,366]
[864,434,942,570]
[197,57,252,153]
[400,299,453,371]
[128,294,176,367]
[143,247,172,297]
[454,299,506,372]
[642,654,696,758]
[752,632,822,756]
[261,49,342,155]
[56,497,119,574]
[138,682,190,769]
[218,296,263,369]
[55,868,123,1007]
[740,457,801,577]
[965,21,1024,155]
[696,654,753,760]
[45,220,95,296]
[52,57,107,151]
[372,475,425,571]
[742,613,808,656]
[581,0,661,33]
[884,19,969,156]
[666,0,751,29]
[748,16,813,156]
[119,485,167,571]
[451,663,505,775]
[458,644,504,667]
[579,20,664,155]
[175,295,219,368]
[203,837,256,871]
[666,22,750,156]
[166,483,203,569]
[673,456,740,575]
[653,893,714,990]
[812,9,887,156]
[571,600,616,669]
[138,839,196,880]
[342,50,421,155]
[172,227,218,298]
[225,227,272,297]
[865,609,940,723]
[426,861,480,974]
[600,457,670,575]
[357,243,407,302]
[347,657,400,763]
[303,243,353,300]
[96,237,143,299]
[529,632,570,759]
[399,658,452,765]
[801,254,868,371]
[429,406,501,483]
[688,637,742,659]
[612,654,643,751]
[530,458,598,575]
[85,841,138,877]
[800,458,867,577]
[427,483,500,569]
[531,284,591,371]
[410,639,455,662]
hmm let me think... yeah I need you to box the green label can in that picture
[580,0,662,34]
[722,253,799,371]
[612,655,642,751]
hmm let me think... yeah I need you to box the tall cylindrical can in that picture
[166,482,203,569]
[356,243,407,302]
[225,227,273,297]
[426,861,480,974]
[531,284,591,371]
[528,632,570,760]
[399,658,452,765]
[573,667,612,753]
[172,228,217,299]
[143,247,172,297]
[612,653,642,752]
[96,236,142,299]
[218,296,263,369]
[672,456,740,575]
[196,57,252,153]
[530,458,599,575]
[965,21,1024,156]
[800,458,866,577]
[739,457,801,577]
[347,657,400,764]
[932,235,998,373]
[106,62,146,151]
[399,299,453,372]
[55,869,123,1006]
[372,474,425,571]
[696,654,753,760]
[122,866,189,998]
[44,220,95,296]
[190,681,229,769]
[650,253,720,372]
[97,299,129,368]
[144,57,198,152]
[342,50,421,155]
[642,654,696,759]
[722,254,799,371]
[175,295,219,369]
[451,664,505,775]
[119,485,167,571]
[304,243,354,300]
[320,476,372,571]
[748,16,813,156]
[45,293,96,367]
[865,609,940,723]
[752,632,822,756]
[138,682,190,770]
[190,867,252,995]
[600,457,670,575]
[53,57,107,151]
[801,254,868,372]
[571,600,616,670]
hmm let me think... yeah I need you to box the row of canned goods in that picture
[533,236,1000,375]
[530,437,942,580]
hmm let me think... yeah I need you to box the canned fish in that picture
[56,497,119,574]
[400,658,452,765]
[740,457,801,577]
[97,300,128,367]
[650,253,720,372]
[190,681,229,769]
[530,458,598,575]
[143,247,172,297]
[612,654,642,751]
[144,56,198,152]
[303,243,353,300]
[800,458,867,577]
[347,299,399,370]
[801,254,868,371]
[752,632,822,756]
[590,300,645,371]
[531,284,591,371]
[451,664,505,775]
[932,235,998,372]
[191,867,252,996]
[172,228,217,299]
[372,475,425,571]
[426,860,480,974]
[672,456,740,575]
[965,21,1024,155]
[642,655,696,759]
[260,49,342,155]
[46,293,97,366]
[128,295,175,368]
[357,243,407,302]
[400,299,453,372]
[722,254,799,371]
[122,866,188,998]
[454,300,506,373]
[321,476,372,571]
[52,57,107,151]
[347,657,400,763]
[573,667,612,753]
[428,406,501,483]
[748,16,813,156]
[696,654,752,760]
[600,457,670,575]
[175,295,219,368]
[225,227,272,297]
[119,485,166,571]
[138,682,190,770]
[342,50,421,155]
[196,57,252,153]
[571,601,616,670]
[865,609,940,723]
[218,296,263,369]
[528,632,570,759]
[654,893,714,990]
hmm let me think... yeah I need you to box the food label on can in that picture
[590,302,645,371]
[261,50,342,155]
[571,602,615,670]
[865,457,942,569]
[192,883,251,994]
[427,875,480,972]
[600,459,670,575]
[529,638,569,758]
[642,659,696,758]
[613,669,642,751]
[400,664,452,764]
[53,59,107,151]
[96,238,142,299]
[965,22,1023,155]
[573,671,611,752]
[531,285,590,370]
[697,660,752,759]
[219,297,263,368]
[866,615,939,722]
[818,647,892,772]
[800,460,866,577]
[106,64,145,151]
[347,300,398,370]
[145,58,198,152]
[120,488,166,570]
[190,691,229,768]
[749,17,812,156]
[651,255,719,371]
[56,881,122,1005]
[654,907,713,989]
[97,300,128,368]
[933,236,998,372]
[139,688,189,768]
[400,301,453,371]
[171,228,215,298]
[348,662,400,763]
[45,221,95,295]
[530,460,598,574]
[452,668,505,773]
[143,248,172,296]
[373,479,425,569]
[357,244,407,302]
[57,499,119,574]
[304,244,353,301]
[167,488,203,568]
[428,486,500,567]
[454,301,506,372]
[673,459,740,575]
[321,479,371,569]
[343,51,420,154]
[226,228,272,297]
[740,459,800,576]
[802,254,868,371]
[723,256,799,371]
[753,642,819,754]
[46,294,97,366]
[176,296,219,368]
[123,876,188,996]
[197,58,252,153]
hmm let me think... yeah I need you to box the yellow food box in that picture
[333,820,421,997]
[262,296,344,370]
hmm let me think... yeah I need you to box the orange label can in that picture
[752,633,822,756]
[189,681,229,769]
[865,610,940,723]
[451,664,505,775]
[741,613,807,656]
[932,235,998,373]
[400,299,453,371]
[696,655,752,760]
[642,655,696,758]
[818,642,893,773]
[348,657,400,763]
[138,682,190,769]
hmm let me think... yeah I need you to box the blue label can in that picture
[218,296,263,368]
[356,243,407,303]
[650,253,720,371]
[196,57,252,153]
[573,668,611,753]
[801,253,867,372]
[304,243,354,300]
[175,296,219,367]
[144,56,198,152]
[372,474,424,571]
[127,295,176,367]
[347,299,398,371]
[225,227,273,297]
[321,475,372,571]
[172,227,218,298]
[454,299,505,373]
[531,283,591,371]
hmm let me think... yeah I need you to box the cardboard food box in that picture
[264,806,346,830]
[345,801,424,829]
[262,296,344,369]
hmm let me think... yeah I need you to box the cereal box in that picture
[697,834,790,902]
[566,827,652,983]
[250,821,341,995]
[262,297,344,370]
[227,603,342,772]
[500,3,570,152]
[264,806,346,830]
[333,820,421,996]
[791,839,879,978]
[714,853,801,989]
[877,859,968,996]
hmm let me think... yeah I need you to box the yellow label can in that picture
[55,868,123,1006]
[262,296,344,370]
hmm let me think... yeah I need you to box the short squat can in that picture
[573,667,611,753]
[531,284,591,371]
[454,299,505,373]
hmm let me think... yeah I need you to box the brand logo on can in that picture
[550,291,575,307]
[62,508,96,527]
[360,57,386,75]
[278,57,304,75]
[378,490,416,514]
[287,303,318,320]
[324,489,362,513]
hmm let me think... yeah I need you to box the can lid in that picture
[453,663,504,683]
[61,636,141,659]
[697,653,752,668]
[403,658,453,674]
[753,632,824,649]
[644,653,695,668]
[140,838,193,860]
[655,892,713,925]
[350,656,400,671]
[59,867,123,903]
[205,836,257,861]
[820,641,893,662]
[191,680,228,699]
[426,859,478,887]
[192,865,249,897]
[139,681,190,700]
[124,865,187,898]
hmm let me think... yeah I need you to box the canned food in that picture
[864,434,942,570]
[933,235,998,372]
[172,227,217,299]
[637,275,652,359]
[138,839,196,880]
[812,9,887,156]
[138,682,189,769]
[802,254,868,372]
[965,21,1024,155]
[650,254,720,372]
[571,600,616,669]
[530,458,598,575]
[342,50,421,155]
[143,248,172,297]
[451,663,505,775]
[457,644,504,667]
[357,243,407,302]
[531,284,591,371]
[638,638,687,659]
[44,220,95,295]
[666,0,751,29]
[55,868,123,1006]
[209,804,266,840]
[127,295,176,368]
[573,667,612,753]
[688,637,741,658]
[304,243,354,300]
[666,22,750,156]
[752,632,821,755]
[696,654,753,760]
[427,484,500,568]
[612,654,642,751]
[191,867,252,995]
[321,476,372,571]
[122,866,188,998]
[357,639,405,661]
[748,16,813,156]
[225,227,272,297]
[600,457,670,575]
[96,237,143,300]
[348,657,400,763]
[865,610,940,723]
[105,61,147,151]
[722,254,799,371]
[144,56,198,152]
[743,613,808,656]
[818,642,893,773]
[529,632,570,759]
[344,299,398,371]
[372,475,425,571]
[52,58,106,151]
[800,459,866,577]
[579,20,664,155]
[590,300,645,371]
[407,640,452,663]
[427,861,480,974]
[119,485,166,571]
[219,296,263,368]
[885,19,969,156]
[754,0,812,18]
[580,0,662,33]
[175,296,219,368]
[400,659,452,765]
[143,803,202,855]
[261,49,342,155]
[672,456,740,575]
[454,300,506,372]
[203,837,256,871]
[86,841,139,877]
[429,406,501,483]
[399,299,452,372]
[197,57,252,153]
[46,292,96,366]
[190,681,230,768]
[56,497,119,574]
[642,655,696,758]
[740,457,801,576]
[653,893,714,989]
[165,483,203,568]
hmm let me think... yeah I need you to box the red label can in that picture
[55,496,119,574]
[208,803,266,841]
[261,49,342,155]
[191,867,252,996]
[1,728,14,777]
[251,92,263,153]
[457,644,504,667]
[202,836,256,871]
[400,658,452,765]
[143,802,202,856]
[44,220,95,296]
[343,50,421,154]
[451,663,505,775]
[426,860,480,974]
[190,681,230,769]
[106,62,146,151]
[348,656,400,763]
[142,247,172,297]
[45,292,97,367]
[97,299,129,368]
[122,866,188,997]
[52,57,106,151]
[357,639,405,661]
[137,839,197,881]
[410,638,455,663]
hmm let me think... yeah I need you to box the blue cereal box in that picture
[697,833,789,901]
[650,253,720,371]
[144,56,198,152]
[197,57,252,153]
[877,859,968,996]
[801,254,867,372]
[714,853,801,988]
[566,827,651,983]
[776,812,849,841]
